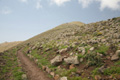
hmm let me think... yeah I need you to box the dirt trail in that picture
[17,50,53,80]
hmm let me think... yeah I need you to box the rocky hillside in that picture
[0,17,120,80]
[19,17,120,80]
[0,41,22,52]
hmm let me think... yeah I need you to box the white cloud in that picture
[20,0,28,3]
[51,0,71,6]
[97,0,120,10]
[36,0,43,9]
[78,0,93,8]
[78,0,120,10]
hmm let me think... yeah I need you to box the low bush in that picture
[85,52,103,67]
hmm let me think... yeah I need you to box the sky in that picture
[0,0,120,43]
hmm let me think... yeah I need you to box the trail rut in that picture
[17,50,53,80]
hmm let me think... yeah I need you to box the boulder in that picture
[60,77,67,80]
[111,50,120,61]
[51,55,63,66]
[64,56,79,65]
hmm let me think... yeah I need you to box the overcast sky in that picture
[0,0,120,43]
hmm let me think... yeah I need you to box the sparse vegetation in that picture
[103,66,120,75]
[95,44,109,55]
[0,49,25,80]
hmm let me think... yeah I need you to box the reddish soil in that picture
[17,50,53,80]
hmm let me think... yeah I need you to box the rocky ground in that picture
[0,17,120,80]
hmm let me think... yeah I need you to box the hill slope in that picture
[19,17,120,80]
[0,41,22,52]
[1,18,120,80]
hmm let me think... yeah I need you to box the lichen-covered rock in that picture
[64,56,79,64]
[51,55,63,66]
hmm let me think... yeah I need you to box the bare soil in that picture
[17,50,53,80]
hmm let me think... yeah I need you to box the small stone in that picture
[70,52,74,56]
[60,77,67,80]
[22,74,27,80]
[58,48,68,54]
[97,53,103,57]
[35,59,38,63]
[69,64,75,69]
[94,75,101,80]
[77,47,85,55]
[109,75,113,79]
[98,65,107,74]
[50,72,55,77]
[42,66,46,71]
[80,58,84,62]
[76,70,82,76]
[90,47,94,51]
[54,74,60,80]
[106,56,111,60]
[46,67,51,73]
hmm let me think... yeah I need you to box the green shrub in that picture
[93,32,102,36]
[68,77,88,80]
[92,67,100,76]
[103,67,120,75]
[95,45,109,55]
[77,54,84,60]
[115,61,120,65]
[85,52,103,66]
[60,68,77,77]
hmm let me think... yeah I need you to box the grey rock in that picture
[111,50,120,61]
[64,56,79,65]
[57,48,68,54]
[51,55,63,66]
[89,47,94,51]
[60,77,67,80]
